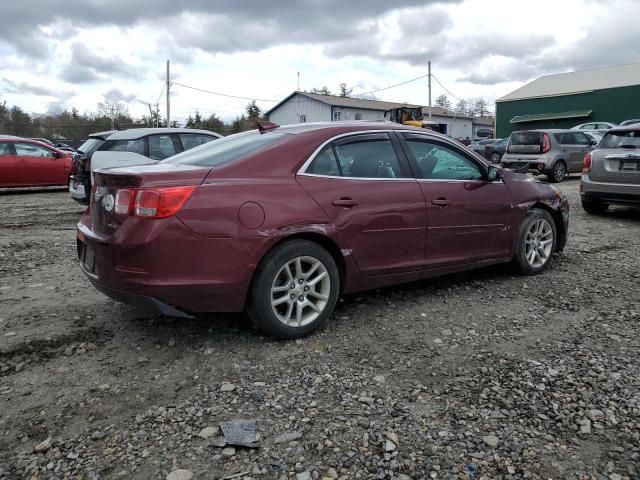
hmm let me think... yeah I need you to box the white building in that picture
[266,91,475,139]
[421,106,473,139]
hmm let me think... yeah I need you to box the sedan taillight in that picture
[583,152,592,173]
[113,186,195,218]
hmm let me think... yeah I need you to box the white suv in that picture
[90,128,222,181]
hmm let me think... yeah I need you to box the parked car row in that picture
[0,128,222,199]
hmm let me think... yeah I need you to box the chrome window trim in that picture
[297,129,441,178]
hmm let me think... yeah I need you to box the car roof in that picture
[105,128,222,140]
[512,129,578,134]
[88,130,118,139]
[606,124,640,133]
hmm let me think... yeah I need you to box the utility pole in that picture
[428,61,432,121]
[297,71,300,91]
[166,60,171,127]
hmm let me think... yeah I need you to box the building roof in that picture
[265,91,422,115]
[421,106,472,119]
[510,110,593,124]
[472,116,495,126]
[497,62,640,102]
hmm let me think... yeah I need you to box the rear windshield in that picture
[508,132,542,153]
[163,130,290,167]
[600,130,640,149]
[77,137,104,155]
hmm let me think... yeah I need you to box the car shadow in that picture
[0,187,67,195]
[114,260,523,346]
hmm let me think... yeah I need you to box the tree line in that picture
[0,99,265,147]
[434,94,492,118]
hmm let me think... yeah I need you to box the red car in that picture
[77,122,569,338]
[0,136,74,187]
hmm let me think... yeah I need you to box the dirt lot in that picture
[0,179,638,480]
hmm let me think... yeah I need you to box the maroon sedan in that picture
[0,136,74,187]
[77,122,569,338]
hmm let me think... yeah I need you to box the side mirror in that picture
[590,139,598,146]
[487,165,501,181]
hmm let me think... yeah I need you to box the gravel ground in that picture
[0,179,639,480]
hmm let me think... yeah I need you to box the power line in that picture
[171,81,279,102]
[431,74,463,102]
[358,74,429,96]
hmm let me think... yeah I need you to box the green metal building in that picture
[495,63,640,137]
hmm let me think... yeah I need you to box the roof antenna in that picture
[257,121,279,134]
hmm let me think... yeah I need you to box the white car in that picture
[90,128,222,182]
[571,122,617,132]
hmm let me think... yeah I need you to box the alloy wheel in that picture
[270,256,331,327]
[524,219,553,268]
[491,153,500,163]
[553,162,566,182]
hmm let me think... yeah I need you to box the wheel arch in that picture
[529,202,566,252]
[251,232,347,295]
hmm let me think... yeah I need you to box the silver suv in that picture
[501,129,597,182]
[581,126,640,213]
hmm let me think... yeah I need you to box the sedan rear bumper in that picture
[581,175,640,205]
[82,267,193,318]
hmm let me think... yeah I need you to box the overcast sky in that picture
[0,0,636,123]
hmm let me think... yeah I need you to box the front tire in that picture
[490,152,501,164]
[547,161,566,183]
[247,240,340,339]
[514,209,556,275]
[581,196,608,214]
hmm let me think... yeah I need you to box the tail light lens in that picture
[115,189,134,214]
[542,133,551,154]
[134,186,196,218]
[111,186,195,218]
[583,152,592,173]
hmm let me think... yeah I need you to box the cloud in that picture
[3,78,72,97]
[102,88,138,104]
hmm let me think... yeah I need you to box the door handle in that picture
[431,198,450,207]
[332,198,359,208]
[561,148,567,152]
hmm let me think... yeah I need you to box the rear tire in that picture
[514,209,556,275]
[547,160,566,183]
[581,196,608,214]
[247,240,340,339]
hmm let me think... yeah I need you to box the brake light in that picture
[134,186,196,218]
[115,189,134,214]
[542,133,551,154]
[583,152,592,173]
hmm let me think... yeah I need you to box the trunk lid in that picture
[589,129,640,184]
[90,164,211,236]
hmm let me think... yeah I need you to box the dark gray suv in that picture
[501,129,598,182]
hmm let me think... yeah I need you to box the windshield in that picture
[163,130,290,167]
[600,130,640,149]
[77,137,104,155]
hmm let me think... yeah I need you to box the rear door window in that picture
[333,135,404,178]
[0,142,12,155]
[148,134,179,160]
[179,133,217,151]
[101,138,146,156]
[306,145,341,176]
